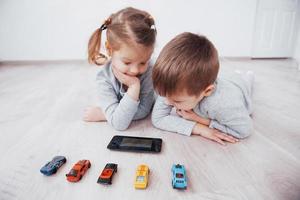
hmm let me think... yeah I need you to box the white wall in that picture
[1,0,258,61]
[294,27,300,69]
[294,2,300,69]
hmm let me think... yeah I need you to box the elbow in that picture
[151,113,161,129]
[236,124,254,139]
[134,110,150,120]
[109,119,130,131]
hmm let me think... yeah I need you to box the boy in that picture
[152,32,254,145]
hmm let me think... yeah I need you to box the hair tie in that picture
[150,24,156,30]
[99,18,111,31]
[99,24,107,31]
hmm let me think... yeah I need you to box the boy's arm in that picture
[97,78,139,131]
[176,109,211,126]
[151,96,197,136]
[209,105,254,139]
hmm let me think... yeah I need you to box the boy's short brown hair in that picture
[152,32,219,97]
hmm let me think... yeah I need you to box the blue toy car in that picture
[40,156,67,176]
[171,164,187,189]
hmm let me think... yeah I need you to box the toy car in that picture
[134,164,150,189]
[40,156,66,176]
[66,160,91,182]
[171,164,187,189]
[97,163,118,185]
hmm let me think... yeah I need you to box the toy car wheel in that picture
[88,163,91,168]
[79,175,82,181]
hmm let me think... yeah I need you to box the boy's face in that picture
[164,85,215,110]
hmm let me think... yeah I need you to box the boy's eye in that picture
[124,62,131,65]
[140,62,146,65]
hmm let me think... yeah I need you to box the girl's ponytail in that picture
[88,19,111,65]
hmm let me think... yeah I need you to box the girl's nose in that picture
[129,66,139,75]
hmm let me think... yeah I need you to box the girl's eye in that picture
[124,62,131,65]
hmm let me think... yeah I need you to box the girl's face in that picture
[111,44,153,77]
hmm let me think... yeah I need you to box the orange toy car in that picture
[66,160,91,182]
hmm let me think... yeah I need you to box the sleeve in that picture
[97,78,139,131]
[133,66,155,120]
[208,104,254,139]
[151,96,196,136]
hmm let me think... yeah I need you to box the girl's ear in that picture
[203,84,215,97]
[105,41,112,56]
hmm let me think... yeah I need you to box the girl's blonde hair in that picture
[88,7,156,65]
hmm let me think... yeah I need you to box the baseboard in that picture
[0,59,87,67]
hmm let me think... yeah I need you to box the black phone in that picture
[107,135,162,153]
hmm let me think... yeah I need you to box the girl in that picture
[84,7,157,131]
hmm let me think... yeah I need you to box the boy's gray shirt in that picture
[152,73,254,139]
[96,60,154,131]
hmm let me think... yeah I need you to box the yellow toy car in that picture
[134,164,150,189]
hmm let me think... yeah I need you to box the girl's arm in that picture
[133,66,155,120]
[97,77,139,131]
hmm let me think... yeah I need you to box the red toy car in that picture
[66,160,91,182]
[97,163,118,185]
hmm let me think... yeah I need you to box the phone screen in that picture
[119,138,152,149]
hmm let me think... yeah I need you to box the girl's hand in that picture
[112,66,141,101]
[192,123,239,145]
[112,66,140,87]
[83,106,106,122]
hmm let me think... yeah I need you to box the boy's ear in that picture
[105,41,112,56]
[203,84,215,97]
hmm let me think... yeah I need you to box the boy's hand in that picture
[176,109,199,121]
[192,123,239,145]
[112,66,140,87]
[177,109,210,125]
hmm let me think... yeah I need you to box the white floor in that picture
[0,58,299,200]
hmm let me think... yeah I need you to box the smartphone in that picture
[107,135,162,153]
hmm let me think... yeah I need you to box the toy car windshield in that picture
[136,176,145,182]
[176,173,184,178]
[69,169,78,176]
